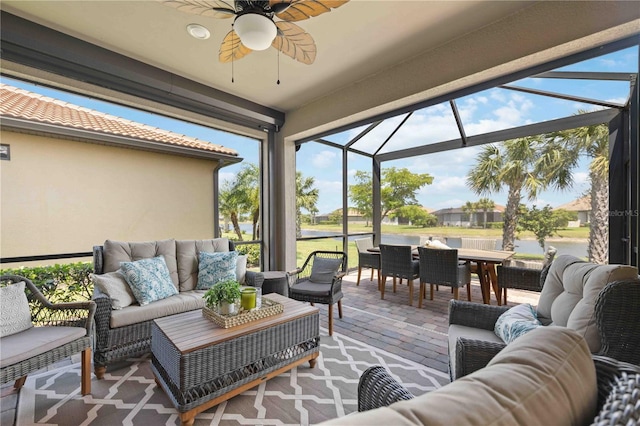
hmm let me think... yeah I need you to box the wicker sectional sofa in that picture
[91,238,263,378]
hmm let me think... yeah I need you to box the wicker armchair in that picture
[288,251,347,336]
[417,247,471,307]
[354,237,380,286]
[379,244,419,306]
[0,274,95,395]
[357,356,640,423]
[497,245,557,304]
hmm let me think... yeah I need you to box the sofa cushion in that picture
[448,324,503,377]
[176,238,231,291]
[0,281,33,337]
[0,326,86,368]
[91,271,136,309]
[197,251,239,289]
[321,327,597,426]
[494,303,541,343]
[109,291,206,328]
[119,256,178,306]
[537,255,638,352]
[102,239,179,289]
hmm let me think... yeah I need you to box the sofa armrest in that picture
[448,300,509,330]
[497,265,542,292]
[92,290,113,350]
[245,271,264,288]
[358,366,415,412]
[454,337,506,379]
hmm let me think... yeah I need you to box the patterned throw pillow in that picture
[309,257,343,284]
[119,256,178,306]
[197,251,239,289]
[494,303,542,343]
[91,271,136,309]
[0,281,33,337]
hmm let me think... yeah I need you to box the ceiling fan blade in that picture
[219,29,253,63]
[273,21,316,65]
[275,0,348,22]
[158,0,236,19]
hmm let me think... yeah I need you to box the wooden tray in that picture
[202,297,283,328]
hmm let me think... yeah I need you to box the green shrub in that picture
[486,222,503,229]
[234,243,261,267]
[0,262,94,302]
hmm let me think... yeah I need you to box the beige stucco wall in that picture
[0,130,219,265]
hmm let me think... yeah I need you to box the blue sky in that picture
[4,46,637,216]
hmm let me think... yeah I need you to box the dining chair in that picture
[354,237,381,286]
[417,247,471,308]
[379,244,419,306]
[497,246,557,304]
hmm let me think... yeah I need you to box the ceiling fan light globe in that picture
[234,13,277,51]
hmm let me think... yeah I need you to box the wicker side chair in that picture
[497,246,557,304]
[379,244,419,306]
[0,274,96,395]
[354,237,381,286]
[356,356,640,421]
[288,251,347,336]
[417,247,471,308]
[595,280,640,365]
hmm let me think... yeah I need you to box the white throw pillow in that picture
[0,281,33,337]
[424,240,451,249]
[236,254,247,285]
[494,303,542,343]
[91,271,136,309]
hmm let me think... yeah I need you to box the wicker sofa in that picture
[321,327,640,425]
[448,254,639,380]
[91,237,263,378]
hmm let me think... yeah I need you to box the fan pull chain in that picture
[231,24,235,83]
[277,48,280,85]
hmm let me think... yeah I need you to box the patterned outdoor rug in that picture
[17,330,449,425]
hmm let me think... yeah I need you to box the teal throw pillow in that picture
[197,251,239,290]
[309,257,342,284]
[494,303,542,343]
[119,256,178,306]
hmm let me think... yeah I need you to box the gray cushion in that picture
[102,239,179,289]
[109,291,206,328]
[0,282,33,337]
[0,326,86,368]
[91,271,136,309]
[537,255,638,352]
[176,238,230,291]
[291,280,332,297]
[310,257,342,284]
[448,324,503,376]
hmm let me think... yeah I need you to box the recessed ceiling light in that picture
[186,24,210,40]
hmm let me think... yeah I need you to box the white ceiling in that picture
[2,1,536,112]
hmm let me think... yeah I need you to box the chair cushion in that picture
[494,303,541,343]
[109,291,206,328]
[537,255,638,352]
[310,257,342,284]
[448,324,503,377]
[291,280,332,297]
[119,256,178,306]
[102,239,179,289]
[176,238,231,291]
[0,282,33,337]
[197,251,239,289]
[91,271,136,309]
[0,326,86,368]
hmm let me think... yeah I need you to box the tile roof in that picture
[0,84,238,157]
[555,195,590,211]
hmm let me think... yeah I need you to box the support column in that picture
[372,157,382,246]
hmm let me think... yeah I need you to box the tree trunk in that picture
[588,172,609,264]
[502,185,521,251]
[251,208,259,240]
[230,212,243,241]
[296,209,302,238]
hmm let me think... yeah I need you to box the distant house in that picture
[0,84,241,265]
[432,205,504,227]
[555,196,590,227]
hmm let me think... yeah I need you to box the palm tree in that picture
[234,164,260,240]
[296,171,319,238]
[467,136,578,251]
[462,201,477,227]
[219,180,244,240]
[549,119,609,263]
[476,197,495,229]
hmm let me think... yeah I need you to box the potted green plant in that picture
[203,279,242,315]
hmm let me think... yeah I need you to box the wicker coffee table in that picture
[151,293,320,426]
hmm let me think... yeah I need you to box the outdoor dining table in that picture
[367,246,514,305]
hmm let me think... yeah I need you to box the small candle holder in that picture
[240,287,257,311]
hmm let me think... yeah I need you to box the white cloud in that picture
[432,198,466,209]
[312,150,338,168]
[574,172,589,185]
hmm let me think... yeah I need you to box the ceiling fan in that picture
[160,0,349,65]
